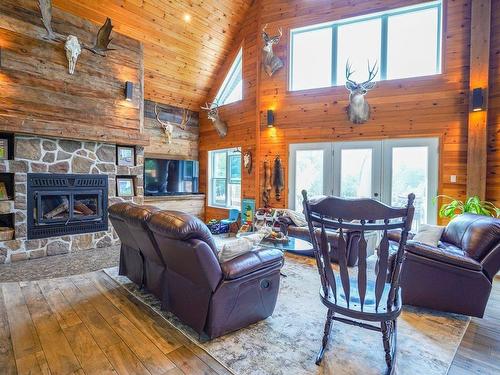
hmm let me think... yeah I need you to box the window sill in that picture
[207,205,240,211]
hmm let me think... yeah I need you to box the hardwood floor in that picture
[1,268,498,375]
[448,276,500,375]
[0,271,232,375]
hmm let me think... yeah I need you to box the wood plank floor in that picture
[448,276,500,375]
[0,271,232,375]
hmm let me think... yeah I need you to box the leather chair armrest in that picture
[387,229,415,242]
[221,248,284,280]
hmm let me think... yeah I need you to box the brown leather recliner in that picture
[391,213,500,318]
[147,210,284,338]
[109,203,284,338]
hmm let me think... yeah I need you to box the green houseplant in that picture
[434,195,500,219]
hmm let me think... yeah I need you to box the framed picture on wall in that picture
[0,139,9,160]
[116,177,134,197]
[117,146,135,166]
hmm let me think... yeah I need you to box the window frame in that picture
[208,148,242,209]
[289,0,442,92]
[213,47,243,106]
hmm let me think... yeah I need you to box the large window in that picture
[213,48,243,106]
[208,148,241,208]
[290,1,442,91]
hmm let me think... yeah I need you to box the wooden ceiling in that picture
[53,0,253,111]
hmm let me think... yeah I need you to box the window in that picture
[208,148,241,208]
[214,48,243,106]
[290,1,442,91]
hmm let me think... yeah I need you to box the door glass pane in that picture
[387,8,440,80]
[295,150,324,209]
[391,147,428,231]
[340,149,372,198]
[291,28,332,91]
[337,19,381,85]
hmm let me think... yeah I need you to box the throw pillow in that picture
[412,224,445,247]
[218,237,253,263]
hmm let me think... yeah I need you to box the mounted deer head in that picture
[345,60,378,124]
[200,102,228,138]
[38,0,115,74]
[154,104,191,144]
[262,24,284,77]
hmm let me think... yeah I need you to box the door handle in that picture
[374,193,379,197]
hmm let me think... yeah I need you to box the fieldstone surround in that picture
[0,135,144,264]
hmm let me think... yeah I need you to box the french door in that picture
[289,138,439,229]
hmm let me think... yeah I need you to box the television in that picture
[144,158,199,196]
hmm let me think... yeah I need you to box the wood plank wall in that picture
[199,0,483,221]
[200,1,260,221]
[487,3,500,206]
[143,100,199,160]
[0,0,147,146]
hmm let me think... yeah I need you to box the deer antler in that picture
[178,109,191,130]
[345,60,357,85]
[84,18,115,56]
[278,27,283,37]
[154,104,170,127]
[361,60,379,87]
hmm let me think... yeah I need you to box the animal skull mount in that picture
[243,151,252,174]
[345,60,378,124]
[262,24,284,77]
[38,0,115,75]
[64,35,81,75]
[154,104,191,144]
[200,103,228,138]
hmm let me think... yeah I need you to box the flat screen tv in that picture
[144,158,199,196]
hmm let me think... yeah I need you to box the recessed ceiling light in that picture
[183,14,191,22]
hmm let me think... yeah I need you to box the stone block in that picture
[42,140,57,151]
[29,249,46,259]
[72,234,93,251]
[96,145,116,163]
[72,156,94,173]
[9,160,28,173]
[59,140,81,153]
[76,150,88,157]
[15,223,27,239]
[97,163,116,174]
[49,161,70,173]
[0,248,7,264]
[47,240,70,256]
[84,142,97,152]
[15,210,26,223]
[16,182,26,194]
[25,239,41,250]
[10,252,28,262]
[16,138,41,160]
[96,235,112,248]
[42,152,56,163]
[57,151,72,160]
[15,174,27,183]
[31,162,48,173]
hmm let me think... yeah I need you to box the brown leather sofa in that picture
[390,213,500,318]
[109,203,284,338]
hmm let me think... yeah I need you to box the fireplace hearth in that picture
[27,174,108,240]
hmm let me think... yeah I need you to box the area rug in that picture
[105,254,470,375]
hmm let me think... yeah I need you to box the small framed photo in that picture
[0,182,8,200]
[0,139,9,160]
[116,177,134,197]
[117,146,135,167]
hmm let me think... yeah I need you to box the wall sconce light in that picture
[125,81,134,101]
[471,87,485,112]
[267,109,275,128]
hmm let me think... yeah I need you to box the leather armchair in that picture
[110,203,284,339]
[392,213,500,317]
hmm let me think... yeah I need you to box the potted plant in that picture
[434,195,500,219]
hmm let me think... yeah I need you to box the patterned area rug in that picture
[105,253,469,375]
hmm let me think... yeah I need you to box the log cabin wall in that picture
[200,1,260,221]
[199,0,485,221]
[488,4,500,207]
[0,0,147,146]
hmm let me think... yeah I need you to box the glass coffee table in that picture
[237,233,313,255]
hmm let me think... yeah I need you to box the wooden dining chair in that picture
[302,190,415,374]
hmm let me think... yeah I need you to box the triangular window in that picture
[213,48,243,106]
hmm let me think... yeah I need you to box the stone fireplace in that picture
[0,135,144,263]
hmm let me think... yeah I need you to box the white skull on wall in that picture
[64,35,81,74]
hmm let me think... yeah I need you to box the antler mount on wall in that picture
[38,0,115,75]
